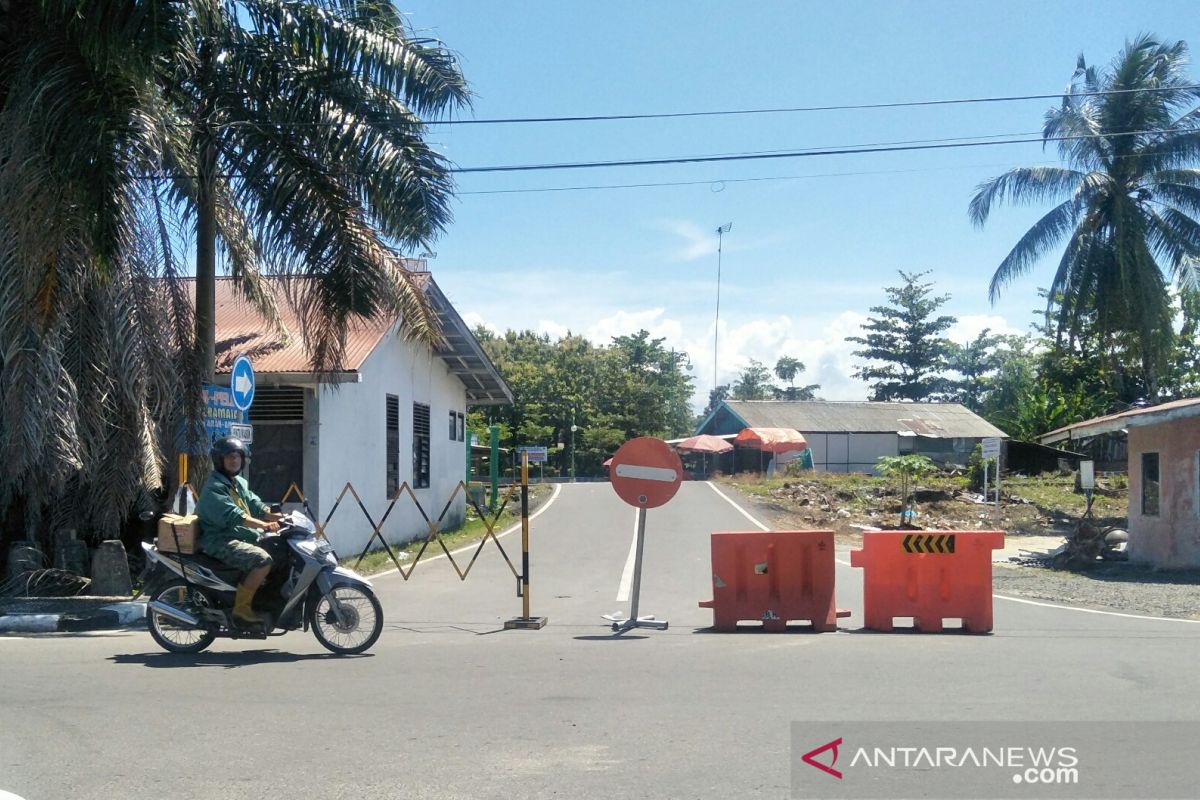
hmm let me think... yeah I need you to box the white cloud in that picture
[656,220,717,262]
[460,311,500,337]
[457,303,1024,413]
[948,314,1023,342]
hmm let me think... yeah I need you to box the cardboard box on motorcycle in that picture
[157,514,199,553]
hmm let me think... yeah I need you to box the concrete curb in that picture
[0,601,146,634]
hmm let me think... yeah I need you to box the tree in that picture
[969,36,1200,398]
[0,2,466,543]
[945,329,1006,411]
[1163,288,1200,400]
[476,329,694,477]
[731,359,775,400]
[978,333,1112,440]
[773,356,821,401]
[875,454,939,528]
[700,385,731,420]
[847,271,956,401]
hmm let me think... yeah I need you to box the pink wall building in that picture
[1127,405,1200,568]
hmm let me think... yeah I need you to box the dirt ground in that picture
[721,470,1127,542]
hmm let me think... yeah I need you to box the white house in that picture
[209,271,511,557]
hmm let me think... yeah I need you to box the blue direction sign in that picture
[178,385,247,454]
[231,355,255,412]
[204,385,247,440]
[517,445,548,463]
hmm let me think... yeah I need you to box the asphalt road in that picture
[2,482,1200,800]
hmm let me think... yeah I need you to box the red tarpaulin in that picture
[674,434,734,454]
[734,427,808,453]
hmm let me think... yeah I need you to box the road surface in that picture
[2,482,1198,799]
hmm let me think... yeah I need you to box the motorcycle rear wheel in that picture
[148,580,217,654]
[309,586,383,655]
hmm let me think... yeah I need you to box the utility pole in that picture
[570,408,578,483]
[714,223,732,393]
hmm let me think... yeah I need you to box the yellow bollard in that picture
[505,450,547,629]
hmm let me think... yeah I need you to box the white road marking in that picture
[993,593,1200,624]
[372,483,563,581]
[708,480,1200,626]
[616,509,640,602]
[614,464,678,482]
[705,482,770,531]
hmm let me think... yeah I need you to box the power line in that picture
[425,84,1200,126]
[447,127,1186,174]
[129,126,1185,182]
[182,85,1200,129]
[456,160,1060,196]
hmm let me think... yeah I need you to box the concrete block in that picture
[89,540,132,597]
[5,543,44,581]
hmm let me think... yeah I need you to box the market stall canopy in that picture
[734,427,808,453]
[674,434,734,454]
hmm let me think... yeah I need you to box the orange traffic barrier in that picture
[698,530,847,632]
[849,530,1005,633]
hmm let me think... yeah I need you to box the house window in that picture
[449,411,457,440]
[457,412,465,442]
[413,402,431,489]
[1142,452,1160,516]
[386,395,400,497]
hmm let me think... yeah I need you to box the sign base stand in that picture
[504,616,548,630]
[602,612,668,633]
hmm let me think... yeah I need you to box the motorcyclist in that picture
[196,437,282,625]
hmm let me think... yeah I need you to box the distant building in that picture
[695,400,1007,474]
[208,273,511,556]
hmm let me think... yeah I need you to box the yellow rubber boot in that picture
[233,584,265,625]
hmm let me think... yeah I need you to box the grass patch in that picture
[1002,473,1127,518]
[341,484,551,576]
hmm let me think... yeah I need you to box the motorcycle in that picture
[141,510,383,655]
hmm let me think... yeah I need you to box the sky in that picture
[400,1,1200,409]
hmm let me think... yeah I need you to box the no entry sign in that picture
[610,437,684,509]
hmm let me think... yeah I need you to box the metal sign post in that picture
[602,437,683,634]
[611,506,666,633]
[981,437,1002,513]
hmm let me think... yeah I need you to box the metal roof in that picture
[196,273,512,405]
[720,401,1007,438]
[1039,397,1200,444]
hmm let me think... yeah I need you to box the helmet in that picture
[211,436,248,475]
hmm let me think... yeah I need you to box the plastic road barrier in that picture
[849,530,1005,633]
[699,530,848,632]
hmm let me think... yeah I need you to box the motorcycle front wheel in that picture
[147,580,217,654]
[309,585,383,655]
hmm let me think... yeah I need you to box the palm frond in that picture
[969,167,1085,227]
[988,199,1081,302]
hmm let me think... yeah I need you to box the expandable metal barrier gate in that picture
[178,452,547,630]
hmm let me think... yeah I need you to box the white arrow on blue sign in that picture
[231,354,256,412]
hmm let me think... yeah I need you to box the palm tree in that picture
[970,35,1200,396]
[773,355,820,401]
[0,1,466,543]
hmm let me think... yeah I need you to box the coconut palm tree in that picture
[970,35,1200,396]
[772,355,820,401]
[0,1,466,543]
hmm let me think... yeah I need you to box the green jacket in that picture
[197,471,268,551]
